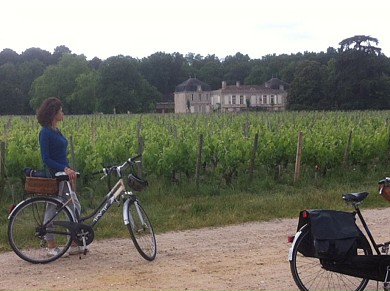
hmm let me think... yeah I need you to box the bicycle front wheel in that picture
[126,199,156,261]
[8,196,74,264]
[289,224,371,291]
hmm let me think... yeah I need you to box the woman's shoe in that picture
[47,247,69,258]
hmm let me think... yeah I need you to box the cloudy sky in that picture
[2,0,388,60]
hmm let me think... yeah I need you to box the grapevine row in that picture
[1,111,389,183]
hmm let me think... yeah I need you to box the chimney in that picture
[222,81,226,89]
[236,81,240,88]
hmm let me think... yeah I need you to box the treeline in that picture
[1,35,390,115]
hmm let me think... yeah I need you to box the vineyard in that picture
[1,111,390,185]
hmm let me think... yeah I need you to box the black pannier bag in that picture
[309,209,360,262]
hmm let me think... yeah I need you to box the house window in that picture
[232,95,236,105]
[262,95,267,104]
[192,94,194,101]
[240,95,244,104]
[199,93,202,101]
[270,95,275,105]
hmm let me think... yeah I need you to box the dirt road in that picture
[1,207,389,290]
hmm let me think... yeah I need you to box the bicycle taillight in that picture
[9,203,15,214]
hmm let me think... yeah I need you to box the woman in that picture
[37,97,82,256]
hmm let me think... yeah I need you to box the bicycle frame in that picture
[57,177,144,230]
[354,206,381,255]
[81,178,127,226]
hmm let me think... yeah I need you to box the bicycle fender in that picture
[288,224,309,261]
[123,198,131,225]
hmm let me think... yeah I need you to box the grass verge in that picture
[1,165,389,252]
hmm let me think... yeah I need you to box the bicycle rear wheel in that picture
[126,199,156,261]
[289,224,371,291]
[8,196,74,264]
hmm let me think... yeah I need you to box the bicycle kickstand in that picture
[384,266,390,291]
[79,236,89,259]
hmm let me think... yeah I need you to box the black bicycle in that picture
[288,177,390,291]
[7,154,156,264]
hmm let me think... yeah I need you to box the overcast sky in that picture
[2,0,389,60]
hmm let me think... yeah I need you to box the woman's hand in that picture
[64,167,77,180]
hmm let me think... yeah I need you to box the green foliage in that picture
[97,56,162,113]
[30,54,91,111]
[0,162,388,252]
[2,34,390,115]
[2,111,390,182]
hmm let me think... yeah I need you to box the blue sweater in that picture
[39,127,69,172]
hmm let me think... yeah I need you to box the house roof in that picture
[175,78,211,92]
[219,84,286,94]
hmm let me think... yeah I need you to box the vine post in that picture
[343,130,353,166]
[0,141,6,201]
[69,135,76,170]
[137,120,144,177]
[137,135,144,177]
[249,133,259,182]
[0,141,5,180]
[294,131,303,183]
[195,134,204,189]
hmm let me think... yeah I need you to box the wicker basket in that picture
[25,176,59,195]
[380,184,390,202]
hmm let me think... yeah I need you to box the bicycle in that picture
[288,177,390,291]
[7,154,157,264]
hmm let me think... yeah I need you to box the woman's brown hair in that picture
[36,97,63,127]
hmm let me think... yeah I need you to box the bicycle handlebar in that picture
[91,154,142,178]
[378,177,390,185]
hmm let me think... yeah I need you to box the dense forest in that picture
[1,35,390,115]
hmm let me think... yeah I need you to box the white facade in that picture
[174,78,288,113]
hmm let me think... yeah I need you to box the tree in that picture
[287,60,329,110]
[332,35,390,109]
[17,59,47,114]
[0,48,20,66]
[0,63,24,114]
[68,71,100,114]
[52,45,72,63]
[21,47,53,65]
[222,52,251,84]
[339,35,381,55]
[98,55,161,113]
[89,57,103,70]
[140,52,188,100]
[29,54,90,111]
[195,54,223,90]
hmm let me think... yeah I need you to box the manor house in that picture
[174,77,288,113]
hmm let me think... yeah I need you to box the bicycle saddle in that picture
[342,192,369,203]
[55,171,80,181]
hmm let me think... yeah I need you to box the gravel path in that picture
[1,207,390,290]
